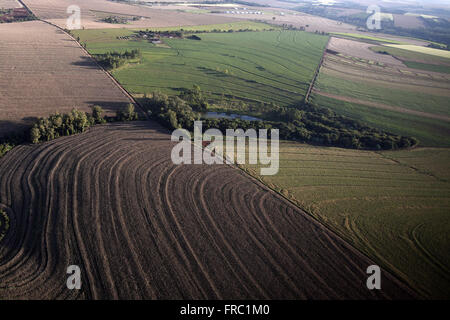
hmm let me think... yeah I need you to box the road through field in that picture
[0,121,416,299]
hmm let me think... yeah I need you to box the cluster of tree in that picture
[179,85,209,112]
[102,15,139,24]
[186,35,202,40]
[0,8,35,23]
[141,92,201,130]
[29,104,139,144]
[93,49,142,70]
[0,142,13,158]
[0,130,27,158]
[141,87,417,150]
[136,28,275,40]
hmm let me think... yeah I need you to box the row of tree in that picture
[29,104,139,144]
[93,49,142,70]
[141,87,417,150]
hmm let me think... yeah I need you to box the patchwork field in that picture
[327,37,404,66]
[385,44,450,59]
[74,29,328,105]
[21,0,239,29]
[0,20,132,138]
[0,121,416,299]
[241,142,450,299]
[0,0,22,9]
[313,39,450,147]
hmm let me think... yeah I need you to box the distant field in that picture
[74,29,329,105]
[386,44,450,59]
[241,142,450,299]
[0,0,22,8]
[314,47,450,147]
[331,33,404,44]
[371,45,450,66]
[21,0,239,29]
[312,94,450,147]
[0,21,132,138]
[403,61,450,74]
[73,21,277,42]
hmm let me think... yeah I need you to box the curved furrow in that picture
[0,122,417,299]
[179,167,265,299]
[192,168,272,299]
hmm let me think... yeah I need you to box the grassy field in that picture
[371,45,450,65]
[312,94,450,147]
[402,61,450,74]
[240,142,450,299]
[313,66,450,147]
[386,44,450,59]
[73,21,279,42]
[74,28,329,105]
[315,73,450,118]
[331,32,405,44]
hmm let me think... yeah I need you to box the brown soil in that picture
[0,121,416,299]
[0,21,133,138]
[21,0,240,29]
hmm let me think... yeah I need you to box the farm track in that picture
[0,121,417,299]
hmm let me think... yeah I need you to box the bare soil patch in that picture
[0,121,416,299]
[327,37,404,66]
[21,0,239,29]
[0,20,132,137]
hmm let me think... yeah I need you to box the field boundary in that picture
[230,162,420,298]
[37,19,149,119]
[305,36,330,103]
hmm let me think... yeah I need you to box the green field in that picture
[241,143,450,299]
[402,61,450,74]
[331,32,405,44]
[313,72,450,147]
[386,44,450,59]
[312,94,450,147]
[74,28,329,105]
[370,45,450,65]
[74,26,450,298]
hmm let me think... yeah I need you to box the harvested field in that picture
[0,0,22,9]
[21,0,239,29]
[327,37,404,66]
[393,14,425,29]
[0,21,132,138]
[0,121,416,299]
[214,9,357,34]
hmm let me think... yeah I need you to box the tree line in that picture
[93,49,142,70]
[28,104,138,144]
[141,87,417,150]
[1,104,140,158]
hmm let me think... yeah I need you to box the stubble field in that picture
[0,121,416,299]
[0,20,132,138]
